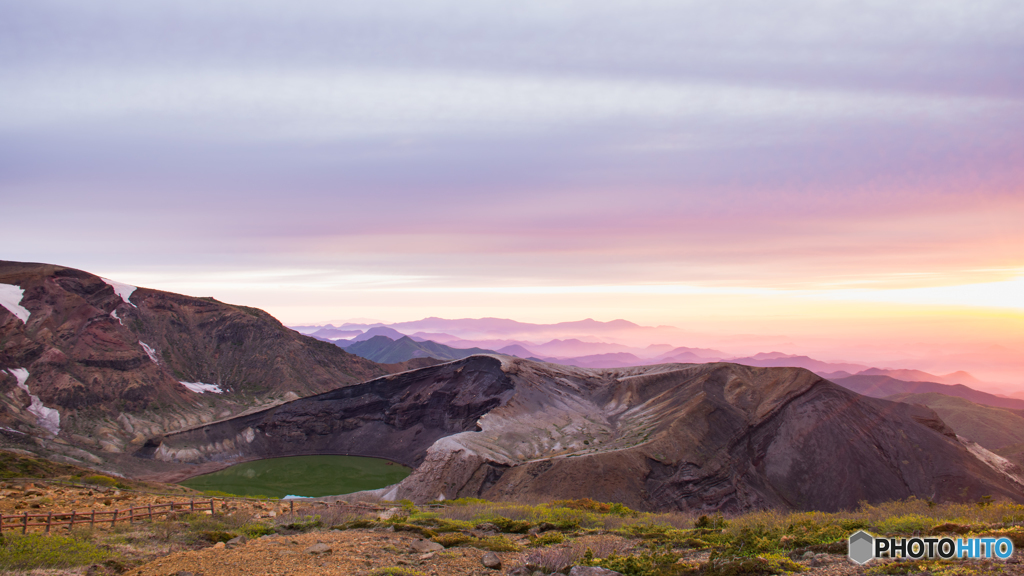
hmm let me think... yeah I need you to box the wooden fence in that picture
[0,499,215,534]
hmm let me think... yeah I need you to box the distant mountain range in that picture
[831,375,1024,411]
[342,335,496,364]
[292,321,1014,401]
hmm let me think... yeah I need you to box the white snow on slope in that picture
[101,277,137,307]
[140,342,159,363]
[5,368,60,435]
[180,381,223,394]
[111,310,124,325]
[0,284,30,323]
[7,368,29,389]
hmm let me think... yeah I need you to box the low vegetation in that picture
[2,481,1023,576]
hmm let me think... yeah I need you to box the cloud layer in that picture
[2,0,1022,377]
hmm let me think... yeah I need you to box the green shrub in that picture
[82,474,118,487]
[619,522,672,540]
[333,519,377,530]
[428,518,475,533]
[530,531,565,547]
[584,550,690,576]
[471,535,521,552]
[488,517,532,533]
[838,519,869,531]
[548,498,637,517]
[240,522,276,538]
[444,497,489,506]
[278,515,322,532]
[199,530,235,543]
[0,533,110,570]
[703,554,805,576]
[392,522,437,537]
[695,514,728,529]
[872,514,934,535]
[433,532,475,548]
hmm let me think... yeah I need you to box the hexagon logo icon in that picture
[849,530,874,565]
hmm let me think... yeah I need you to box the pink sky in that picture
[1,1,1021,384]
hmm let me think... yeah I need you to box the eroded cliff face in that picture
[139,357,514,468]
[145,355,1024,512]
[0,260,416,471]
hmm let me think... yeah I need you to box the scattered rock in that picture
[474,522,500,533]
[378,507,406,521]
[506,568,531,576]
[418,552,435,560]
[225,535,247,549]
[304,543,332,555]
[570,568,623,576]
[409,538,444,553]
[481,551,501,569]
[212,542,225,550]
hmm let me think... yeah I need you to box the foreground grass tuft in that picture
[0,533,111,570]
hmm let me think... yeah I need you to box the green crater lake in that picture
[179,455,411,498]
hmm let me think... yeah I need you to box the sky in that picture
[1,1,1022,381]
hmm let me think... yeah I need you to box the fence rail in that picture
[0,499,215,533]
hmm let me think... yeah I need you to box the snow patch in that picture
[282,495,312,500]
[0,284,30,323]
[5,368,60,436]
[7,368,29,389]
[180,381,223,394]
[101,277,137,307]
[110,310,124,325]
[140,342,159,363]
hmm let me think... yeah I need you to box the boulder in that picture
[304,543,332,555]
[409,538,444,553]
[481,551,502,569]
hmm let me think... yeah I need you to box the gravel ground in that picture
[129,529,1024,576]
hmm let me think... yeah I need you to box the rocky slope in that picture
[0,260,423,473]
[144,355,1024,512]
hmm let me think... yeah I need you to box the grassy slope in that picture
[886,392,1024,466]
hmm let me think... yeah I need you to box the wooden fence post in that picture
[190,499,194,513]
[45,511,52,533]
[1,512,4,532]
[22,512,28,534]
[90,510,95,528]
[69,510,75,529]
[111,509,118,528]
